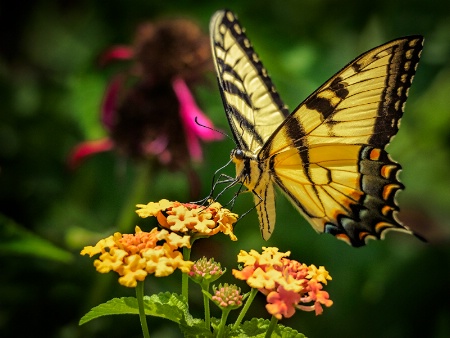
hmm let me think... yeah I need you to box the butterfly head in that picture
[230,148,257,163]
[230,148,261,188]
[231,148,244,162]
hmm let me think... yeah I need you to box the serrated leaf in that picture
[229,318,306,338]
[0,214,73,263]
[79,297,140,325]
[179,321,213,338]
[278,325,307,338]
[143,292,192,325]
[80,292,206,329]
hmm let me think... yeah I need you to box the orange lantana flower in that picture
[232,247,333,319]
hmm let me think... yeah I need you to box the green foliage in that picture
[79,292,308,337]
[233,318,306,338]
[80,292,201,326]
[81,292,211,336]
[79,297,142,324]
[0,214,73,263]
[211,318,306,338]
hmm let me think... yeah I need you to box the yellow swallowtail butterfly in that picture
[210,9,423,246]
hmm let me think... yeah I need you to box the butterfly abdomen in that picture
[231,148,276,239]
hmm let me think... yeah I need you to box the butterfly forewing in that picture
[210,10,289,153]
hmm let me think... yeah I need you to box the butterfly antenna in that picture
[194,116,234,143]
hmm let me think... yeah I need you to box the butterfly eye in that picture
[233,149,245,160]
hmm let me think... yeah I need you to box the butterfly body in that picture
[211,9,423,246]
[231,148,278,236]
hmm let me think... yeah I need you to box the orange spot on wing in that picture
[382,184,400,200]
[349,190,363,201]
[375,222,390,233]
[335,233,351,244]
[369,148,381,161]
[381,164,396,179]
[359,232,370,240]
[330,209,343,220]
[381,205,392,216]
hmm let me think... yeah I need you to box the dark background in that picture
[1,0,450,337]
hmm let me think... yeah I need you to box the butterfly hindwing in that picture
[263,36,423,246]
[210,10,289,153]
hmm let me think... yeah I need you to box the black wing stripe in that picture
[372,38,423,147]
[227,106,265,148]
[218,13,289,118]
[210,9,289,153]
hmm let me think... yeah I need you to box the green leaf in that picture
[80,292,206,331]
[144,292,193,325]
[179,322,213,338]
[0,214,73,263]
[79,297,139,325]
[230,318,307,338]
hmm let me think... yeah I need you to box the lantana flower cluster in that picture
[189,257,225,285]
[136,199,238,241]
[81,200,238,288]
[233,247,333,319]
[81,199,334,337]
[211,283,243,309]
[81,226,193,287]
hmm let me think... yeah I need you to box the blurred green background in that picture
[1,0,450,337]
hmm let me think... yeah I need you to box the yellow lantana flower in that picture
[136,199,238,241]
[307,264,333,285]
[81,226,193,287]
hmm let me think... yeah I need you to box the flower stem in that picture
[216,308,231,338]
[182,247,191,300]
[265,315,278,338]
[136,281,151,338]
[232,287,258,331]
[201,283,211,330]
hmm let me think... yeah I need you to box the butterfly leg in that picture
[236,188,263,221]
